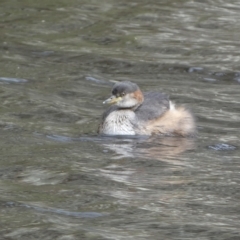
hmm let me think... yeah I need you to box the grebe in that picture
[98,81,196,137]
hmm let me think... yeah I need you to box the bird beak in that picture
[103,95,122,104]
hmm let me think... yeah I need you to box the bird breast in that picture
[101,110,136,135]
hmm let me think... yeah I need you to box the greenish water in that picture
[0,0,240,239]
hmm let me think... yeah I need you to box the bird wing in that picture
[135,92,170,122]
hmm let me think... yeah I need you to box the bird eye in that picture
[121,92,125,97]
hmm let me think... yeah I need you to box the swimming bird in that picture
[98,81,196,137]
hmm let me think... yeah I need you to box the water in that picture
[0,0,240,239]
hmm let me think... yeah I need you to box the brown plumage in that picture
[139,105,196,136]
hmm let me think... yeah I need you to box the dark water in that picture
[0,0,240,239]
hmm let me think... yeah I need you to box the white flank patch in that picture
[169,101,175,110]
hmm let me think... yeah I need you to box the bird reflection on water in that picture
[98,135,195,188]
[100,135,195,164]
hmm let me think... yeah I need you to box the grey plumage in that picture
[112,81,139,96]
[135,92,169,122]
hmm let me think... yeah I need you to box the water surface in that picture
[0,0,240,239]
